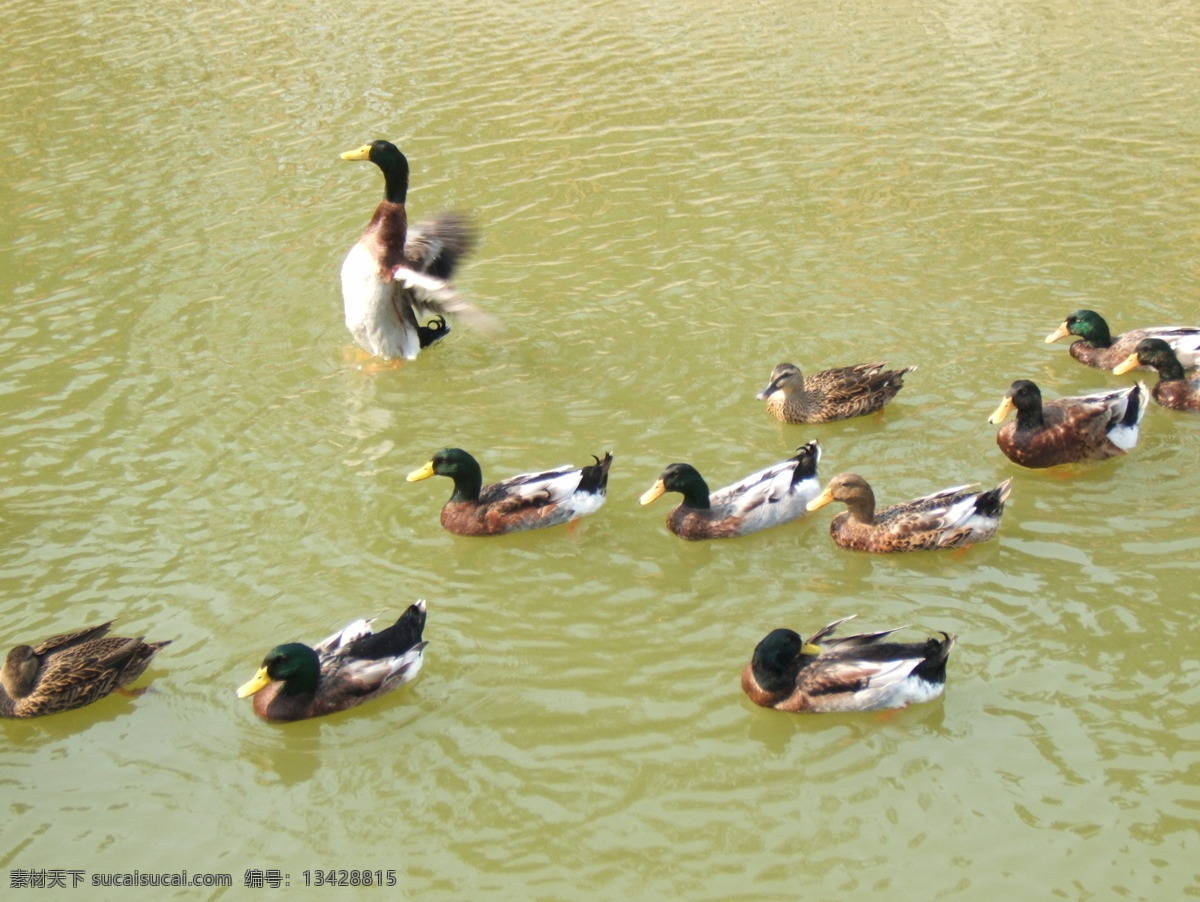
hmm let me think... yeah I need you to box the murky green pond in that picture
[2,0,1198,898]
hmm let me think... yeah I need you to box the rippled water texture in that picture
[2,0,1198,898]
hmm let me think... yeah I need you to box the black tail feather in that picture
[1120,384,1144,428]
[577,452,613,494]
[910,633,955,684]
[788,440,821,484]
[345,602,426,659]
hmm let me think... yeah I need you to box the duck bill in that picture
[1044,322,1071,344]
[237,667,272,698]
[755,378,781,401]
[406,461,436,482]
[805,485,834,512]
[1111,352,1140,375]
[800,643,823,657]
[987,396,1016,425]
[639,480,667,506]
[339,144,373,161]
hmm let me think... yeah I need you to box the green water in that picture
[2,0,1198,899]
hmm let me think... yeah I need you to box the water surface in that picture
[2,0,1198,899]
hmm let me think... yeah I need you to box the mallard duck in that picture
[757,362,914,424]
[638,441,821,540]
[805,472,1011,552]
[1044,309,1200,371]
[1,622,170,718]
[340,140,490,361]
[406,448,612,536]
[1113,339,1200,411]
[742,616,955,713]
[988,379,1147,467]
[237,600,427,722]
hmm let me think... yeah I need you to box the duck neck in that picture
[281,669,319,697]
[844,489,876,524]
[679,478,712,510]
[379,159,409,205]
[1153,356,1186,383]
[1015,404,1045,431]
[448,463,484,504]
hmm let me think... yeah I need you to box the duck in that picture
[1044,309,1200,371]
[742,617,955,713]
[340,140,491,361]
[237,600,427,722]
[638,441,821,540]
[1113,339,1200,411]
[1,622,170,718]
[988,379,1147,467]
[805,472,1012,552]
[757,361,914,423]
[406,448,613,536]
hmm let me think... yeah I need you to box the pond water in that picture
[2,0,1198,899]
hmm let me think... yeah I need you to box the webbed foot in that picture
[417,315,451,349]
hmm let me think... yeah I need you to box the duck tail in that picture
[973,477,1013,517]
[912,632,956,684]
[347,600,427,659]
[879,363,916,387]
[789,440,821,484]
[1121,382,1147,428]
[1108,382,1147,451]
[578,452,614,494]
[114,637,172,686]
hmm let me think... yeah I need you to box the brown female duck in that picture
[806,472,1012,552]
[757,361,914,423]
[1,622,169,718]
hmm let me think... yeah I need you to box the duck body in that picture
[237,601,427,722]
[1,622,170,718]
[407,448,613,536]
[340,141,482,361]
[1113,339,1200,411]
[806,472,1011,553]
[988,380,1147,467]
[757,362,914,423]
[639,442,821,540]
[742,617,955,713]
[1044,309,1200,371]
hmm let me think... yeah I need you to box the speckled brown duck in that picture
[1,622,170,718]
[756,361,914,424]
[806,472,1012,552]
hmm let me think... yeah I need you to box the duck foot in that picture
[418,315,451,349]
